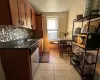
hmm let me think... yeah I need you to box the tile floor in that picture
[33,50,81,80]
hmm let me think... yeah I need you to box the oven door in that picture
[31,47,39,76]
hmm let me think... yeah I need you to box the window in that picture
[47,16,58,40]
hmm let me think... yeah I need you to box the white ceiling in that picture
[29,0,77,12]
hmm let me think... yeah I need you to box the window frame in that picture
[46,16,59,41]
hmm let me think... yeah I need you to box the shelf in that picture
[73,42,85,49]
[73,33,100,36]
[86,50,99,55]
[73,33,100,50]
[71,54,96,66]
[74,14,100,22]
[73,34,87,37]
[87,17,100,22]
[73,42,99,50]
[71,59,93,77]
[72,10,100,79]
[71,59,82,74]
[71,59,79,65]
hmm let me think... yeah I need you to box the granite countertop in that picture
[0,38,42,49]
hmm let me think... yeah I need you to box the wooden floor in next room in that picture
[33,50,81,80]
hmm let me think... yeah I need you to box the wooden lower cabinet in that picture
[0,49,32,80]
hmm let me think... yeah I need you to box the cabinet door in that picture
[31,9,36,30]
[35,14,43,38]
[25,4,32,29]
[36,14,42,30]
[18,0,26,27]
[9,0,20,25]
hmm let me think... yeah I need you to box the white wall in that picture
[67,0,85,39]
[42,12,68,50]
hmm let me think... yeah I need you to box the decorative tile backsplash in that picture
[0,25,33,42]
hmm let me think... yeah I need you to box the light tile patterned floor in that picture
[33,50,81,80]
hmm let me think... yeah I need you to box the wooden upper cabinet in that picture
[31,9,36,30]
[34,14,43,38]
[9,0,19,25]
[36,14,42,31]
[0,0,36,29]
[25,4,32,29]
[18,0,26,27]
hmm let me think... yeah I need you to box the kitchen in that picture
[0,0,43,80]
[0,0,100,80]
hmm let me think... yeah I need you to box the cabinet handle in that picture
[18,20,24,25]
[21,20,23,25]
[18,20,21,24]
[23,21,24,25]
[21,21,23,25]
[20,20,22,25]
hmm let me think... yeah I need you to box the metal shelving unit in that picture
[70,10,100,80]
